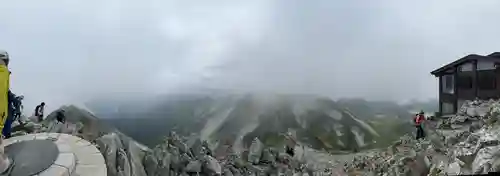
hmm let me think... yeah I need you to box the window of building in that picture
[441,74,454,94]
[477,60,496,70]
[457,75,473,89]
[478,72,496,90]
[459,63,474,72]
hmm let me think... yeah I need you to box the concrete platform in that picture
[3,133,106,176]
[0,139,59,176]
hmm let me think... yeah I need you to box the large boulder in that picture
[203,155,222,175]
[247,137,264,164]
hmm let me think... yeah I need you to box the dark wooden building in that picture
[431,52,500,115]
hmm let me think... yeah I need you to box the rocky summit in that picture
[341,99,500,175]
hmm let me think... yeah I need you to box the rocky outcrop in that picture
[341,99,500,175]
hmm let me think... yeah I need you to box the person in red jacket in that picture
[414,111,426,140]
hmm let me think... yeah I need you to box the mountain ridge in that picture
[91,93,417,152]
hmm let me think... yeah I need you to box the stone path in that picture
[4,133,107,176]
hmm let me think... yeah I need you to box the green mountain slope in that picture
[94,93,414,152]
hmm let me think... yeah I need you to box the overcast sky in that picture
[2,0,500,112]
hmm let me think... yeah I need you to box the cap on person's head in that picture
[0,50,8,60]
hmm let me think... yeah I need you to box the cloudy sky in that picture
[2,0,500,112]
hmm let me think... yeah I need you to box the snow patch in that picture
[344,110,380,137]
[200,107,234,141]
[351,126,367,147]
[337,140,345,147]
[232,118,259,153]
[333,124,344,136]
[292,101,317,128]
[327,110,343,120]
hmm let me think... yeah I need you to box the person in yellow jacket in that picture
[0,50,12,173]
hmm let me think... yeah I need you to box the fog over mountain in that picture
[85,92,432,152]
[3,0,500,112]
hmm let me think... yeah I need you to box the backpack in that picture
[414,115,425,127]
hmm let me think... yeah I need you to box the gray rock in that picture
[171,137,191,156]
[490,156,500,172]
[190,139,204,159]
[157,151,171,176]
[203,155,222,175]
[445,135,459,146]
[261,148,276,164]
[410,153,430,176]
[451,115,468,124]
[170,148,182,172]
[96,133,123,176]
[125,140,148,176]
[472,146,500,174]
[143,153,158,176]
[117,148,132,176]
[466,105,490,118]
[11,131,27,137]
[223,168,233,176]
[228,166,241,176]
[247,138,264,164]
[185,160,202,173]
[428,161,446,176]
[202,141,213,155]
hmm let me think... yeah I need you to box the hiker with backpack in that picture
[414,111,426,140]
[34,102,45,122]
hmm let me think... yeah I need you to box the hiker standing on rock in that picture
[0,50,13,173]
[34,102,45,122]
[414,111,426,140]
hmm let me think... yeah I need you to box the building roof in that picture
[430,53,500,76]
[488,52,500,58]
